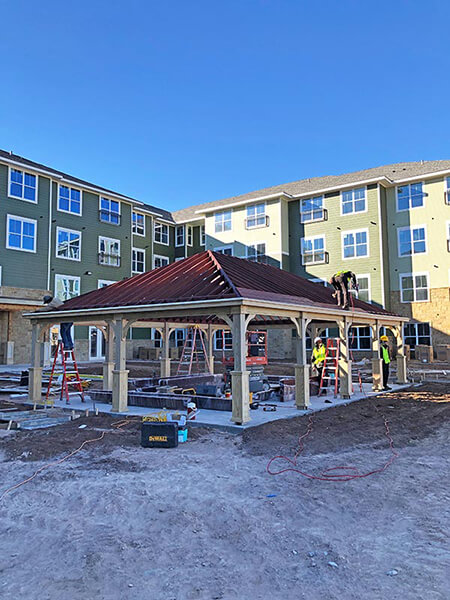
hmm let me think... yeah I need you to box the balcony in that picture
[300,208,328,224]
[245,215,270,229]
[99,209,121,225]
[98,252,121,267]
[301,251,329,266]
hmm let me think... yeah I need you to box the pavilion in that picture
[26,251,408,424]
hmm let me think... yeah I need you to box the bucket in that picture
[281,378,295,402]
[187,401,197,420]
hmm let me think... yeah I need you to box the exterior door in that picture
[89,327,105,360]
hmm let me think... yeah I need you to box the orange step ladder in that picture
[318,338,340,397]
[45,342,85,405]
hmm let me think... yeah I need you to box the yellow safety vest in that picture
[312,345,326,365]
[381,346,390,364]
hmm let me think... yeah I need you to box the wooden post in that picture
[231,313,250,425]
[394,324,408,384]
[112,318,129,412]
[206,323,215,374]
[371,320,383,391]
[28,322,43,403]
[103,321,114,390]
[160,322,171,378]
[338,317,352,398]
[292,315,310,410]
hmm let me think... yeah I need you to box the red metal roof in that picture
[58,251,395,316]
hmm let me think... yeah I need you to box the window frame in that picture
[213,245,233,256]
[349,326,372,351]
[342,228,369,260]
[300,195,325,223]
[6,214,37,253]
[214,330,233,351]
[396,182,425,212]
[340,187,367,216]
[153,254,170,269]
[55,226,82,262]
[399,272,430,303]
[403,321,432,349]
[98,236,121,267]
[132,212,145,236]
[98,279,117,288]
[200,224,206,246]
[246,242,267,263]
[132,248,146,274]
[8,166,38,203]
[154,222,169,245]
[187,225,193,246]
[397,225,427,257]
[349,273,371,303]
[54,274,80,301]
[99,196,121,225]
[246,203,267,229]
[57,184,82,216]
[301,235,327,265]
[175,225,185,247]
[214,210,232,233]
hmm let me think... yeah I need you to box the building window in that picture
[200,224,206,246]
[175,225,185,247]
[187,225,193,246]
[446,178,450,204]
[398,226,426,256]
[214,330,233,351]
[58,185,81,215]
[400,273,429,302]
[6,215,36,253]
[404,322,431,350]
[300,196,324,222]
[341,188,366,215]
[349,326,372,350]
[447,221,450,252]
[9,168,37,202]
[349,275,370,303]
[172,328,186,347]
[215,210,232,233]
[214,246,233,256]
[55,274,80,301]
[99,197,120,224]
[153,255,169,268]
[132,248,145,273]
[154,222,169,244]
[247,243,267,263]
[98,237,121,266]
[343,229,368,259]
[304,329,328,351]
[301,236,326,264]
[309,278,328,286]
[98,279,116,288]
[246,203,267,228]
[151,328,162,348]
[132,212,145,235]
[56,227,81,261]
[397,182,424,211]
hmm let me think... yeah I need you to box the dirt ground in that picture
[0,383,449,600]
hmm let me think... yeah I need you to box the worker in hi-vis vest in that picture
[312,336,328,391]
[380,335,392,391]
[329,271,358,309]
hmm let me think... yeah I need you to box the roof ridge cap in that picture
[207,250,241,298]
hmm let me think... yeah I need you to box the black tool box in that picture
[141,421,178,448]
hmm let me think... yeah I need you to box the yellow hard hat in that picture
[380,335,389,341]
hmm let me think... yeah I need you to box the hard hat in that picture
[314,337,322,344]
[380,335,389,341]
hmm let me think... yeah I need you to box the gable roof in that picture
[0,149,173,222]
[172,160,450,222]
[56,251,395,317]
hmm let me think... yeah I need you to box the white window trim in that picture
[98,236,121,266]
[175,225,185,247]
[350,273,371,303]
[341,228,369,260]
[397,224,427,258]
[8,166,38,204]
[98,279,117,288]
[187,225,193,247]
[55,226,82,262]
[99,196,121,224]
[132,212,146,236]
[309,278,328,286]
[396,182,425,213]
[153,254,170,268]
[200,224,206,246]
[246,202,267,229]
[246,241,267,262]
[300,196,325,223]
[57,183,83,216]
[132,247,146,274]
[154,222,169,246]
[214,330,233,351]
[300,235,326,265]
[340,187,368,217]
[349,326,372,351]
[399,271,430,303]
[6,214,37,253]
[54,274,81,301]
[446,221,450,249]
[213,245,233,256]
[214,210,232,233]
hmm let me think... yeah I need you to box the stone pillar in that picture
[371,322,383,391]
[294,317,310,409]
[103,322,115,390]
[111,318,128,412]
[160,322,171,378]
[206,324,215,374]
[231,313,250,425]
[338,318,352,398]
[394,324,408,384]
[28,323,43,404]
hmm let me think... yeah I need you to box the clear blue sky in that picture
[1,0,449,211]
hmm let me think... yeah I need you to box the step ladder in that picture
[176,326,210,376]
[318,338,340,397]
[45,342,85,405]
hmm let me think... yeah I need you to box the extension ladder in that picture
[318,338,340,397]
[176,326,210,376]
[45,342,85,405]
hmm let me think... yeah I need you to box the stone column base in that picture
[29,367,43,403]
[372,358,383,391]
[396,355,408,384]
[231,370,250,425]
[339,359,352,398]
[160,358,171,378]
[295,364,310,409]
[103,361,114,390]
[112,369,129,412]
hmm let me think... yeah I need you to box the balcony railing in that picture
[98,252,121,267]
[245,215,270,229]
[301,250,329,266]
[300,208,328,223]
[445,191,450,205]
[99,209,121,225]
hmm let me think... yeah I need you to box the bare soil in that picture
[0,383,449,600]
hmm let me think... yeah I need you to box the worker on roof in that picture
[329,271,358,310]
[312,336,330,400]
[37,296,74,350]
[380,335,392,391]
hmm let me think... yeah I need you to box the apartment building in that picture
[1,150,449,364]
